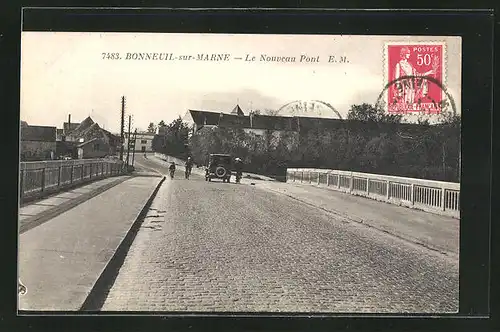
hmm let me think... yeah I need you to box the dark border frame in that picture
[2,6,495,332]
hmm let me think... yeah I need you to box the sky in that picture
[21,33,462,133]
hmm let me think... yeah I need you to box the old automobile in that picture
[205,153,233,183]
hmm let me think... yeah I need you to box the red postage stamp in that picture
[384,42,445,114]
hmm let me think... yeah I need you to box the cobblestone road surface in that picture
[101,155,459,313]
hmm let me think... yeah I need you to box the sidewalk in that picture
[18,176,163,311]
[256,181,459,256]
[19,176,131,234]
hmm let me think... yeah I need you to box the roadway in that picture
[100,154,459,313]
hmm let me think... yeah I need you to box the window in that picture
[93,143,100,151]
[141,139,148,144]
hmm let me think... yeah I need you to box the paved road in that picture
[101,155,459,313]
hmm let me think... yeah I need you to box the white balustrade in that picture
[286,168,460,218]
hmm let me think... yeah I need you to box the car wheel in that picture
[215,165,227,178]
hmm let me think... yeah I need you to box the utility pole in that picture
[126,115,132,168]
[131,129,137,167]
[119,96,126,161]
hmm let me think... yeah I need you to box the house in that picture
[187,104,428,134]
[56,114,81,141]
[76,137,110,159]
[20,121,57,161]
[63,116,120,158]
[125,132,155,152]
[185,104,433,152]
[187,104,304,138]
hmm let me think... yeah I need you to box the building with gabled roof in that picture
[186,105,302,134]
[230,104,245,116]
[20,121,57,161]
[76,137,110,159]
[62,116,120,158]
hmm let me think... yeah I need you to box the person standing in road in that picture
[185,156,193,179]
[234,157,243,183]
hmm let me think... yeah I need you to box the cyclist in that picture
[169,162,176,179]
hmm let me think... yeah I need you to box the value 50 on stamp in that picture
[384,42,445,114]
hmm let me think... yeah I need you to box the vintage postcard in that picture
[19,32,461,314]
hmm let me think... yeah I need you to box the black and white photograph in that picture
[18,32,461,314]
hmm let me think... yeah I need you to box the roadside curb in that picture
[79,175,166,311]
[263,186,457,258]
[19,176,132,234]
[132,173,163,178]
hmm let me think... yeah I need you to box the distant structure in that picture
[124,131,155,153]
[183,103,430,152]
[56,115,120,159]
[20,121,57,161]
[185,104,345,135]
[230,104,245,116]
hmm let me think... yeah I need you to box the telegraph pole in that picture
[131,129,137,167]
[126,115,132,168]
[119,96,126,161]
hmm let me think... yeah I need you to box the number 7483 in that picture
[102,53,121,60]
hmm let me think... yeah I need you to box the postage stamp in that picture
[384,41,447,114]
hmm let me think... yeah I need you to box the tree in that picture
[347,103,403,124]
[147,122,157,133]
[158,120,166,127]
[159,116,191,158]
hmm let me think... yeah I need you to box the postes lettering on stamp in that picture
[385,43,445,114]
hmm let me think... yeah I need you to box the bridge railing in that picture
[286,168,460,218]
[19,158,125,204]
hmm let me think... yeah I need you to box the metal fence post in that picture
[349,176,353,193]
[366,178,370,195]
[317,172,320,185]
[70,165,74,184]
[326,173,329,186]
[386,181,391,199]
[58,166,62,187]
[19,169,25,201]
[90,163,93,179]
[411,183,415,205]
[81,165,84,181]
[41,168,46,192]
[441,187,446,211]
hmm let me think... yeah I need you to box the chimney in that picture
[67,114,71,134]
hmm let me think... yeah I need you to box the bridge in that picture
[18,153,459,313]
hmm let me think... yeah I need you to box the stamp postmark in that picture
[382,41,447,114]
